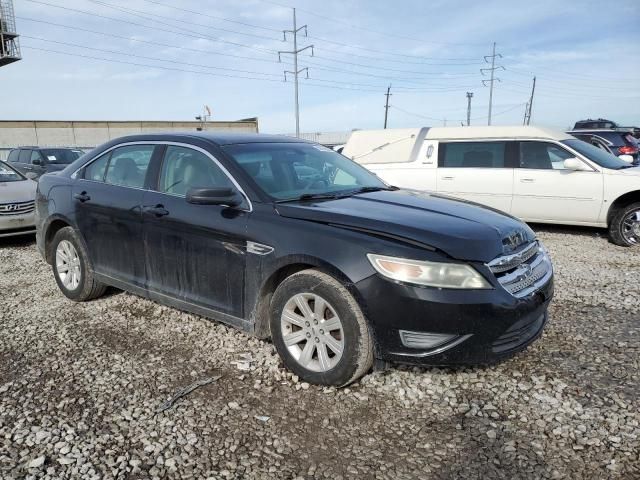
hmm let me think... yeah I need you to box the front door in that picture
[142,144,249,318]
[72,144,156,286]
[511,141,604,223]
[435,140,515,213]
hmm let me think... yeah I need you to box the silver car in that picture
[0,161,37,238]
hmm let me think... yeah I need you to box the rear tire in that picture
[609,202,640,247]
[51,227,107,301]
[270,269,373,386]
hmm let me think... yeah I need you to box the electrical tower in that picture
[523,76,536,125]
[0,0,21,67]
[278,8,314,138]
[481,42,504,126]
[383,85,392,129]
[466,92,473,126]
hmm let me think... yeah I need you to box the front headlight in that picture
[367,254,492,289]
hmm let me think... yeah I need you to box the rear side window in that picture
[7,150,19,163]
[104,145,154,188]
[18,150,31,164]
[438,142,507,168]
[158,146,233,196]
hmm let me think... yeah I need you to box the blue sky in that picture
[2,0,639,133]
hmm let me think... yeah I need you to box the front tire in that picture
[609,202,640,247]
[51,226,107,301]
[270,269,374,386]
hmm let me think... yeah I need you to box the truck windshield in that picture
[223,142,388,201]
[562,139,631,170]
[40,149,83,165]
[0,162,25,182]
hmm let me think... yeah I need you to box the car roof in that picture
[104,132,311,146]
[425,125,573,140]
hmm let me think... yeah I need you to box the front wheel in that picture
[609,202,640,247]
[51,226,107,301]
[270,269,373,386]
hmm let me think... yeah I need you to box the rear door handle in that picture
[143,204,169,217]
[520,178,535,183]
[73,192,91,202]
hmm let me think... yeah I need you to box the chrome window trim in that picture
[71,141,253,212]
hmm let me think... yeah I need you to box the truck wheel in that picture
[270,269,373,386]
[51,227,107,301]
[609,202,640,247]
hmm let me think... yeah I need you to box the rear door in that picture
[511,141,603,223]
[141,144,249,318]
[436,141,515,213]
[73,144,157,286]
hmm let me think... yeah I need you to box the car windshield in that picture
[40,149,83,165]
[562,139,631,170]
[222,142,388,201]
[0,161,25,182]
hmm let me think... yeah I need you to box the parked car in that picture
[573,118,620,130]
[567,129,639,165]
[343,126,640,247]
[7,146,85,179]
[36,133,554,386]
[0,161,37,238]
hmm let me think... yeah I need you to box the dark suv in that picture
[8,147,85,179]
[567,129,639,165]
[35,133,554,386]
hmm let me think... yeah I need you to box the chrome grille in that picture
[488,241,552,298]
[0,200,35,216]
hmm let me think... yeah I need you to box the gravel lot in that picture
[1,226,638,479]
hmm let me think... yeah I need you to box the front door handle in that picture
[73,192,91,202]
[520,178,535,183]
[441,176,455,180]
[143,204,169,217]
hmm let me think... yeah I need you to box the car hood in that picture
[0,179,37,202]
[275,189,535,263]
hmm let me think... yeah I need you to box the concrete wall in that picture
[0,119,259,159]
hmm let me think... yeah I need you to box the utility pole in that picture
[524,76,536,125]
[383,84,392,128]
[466,92,473,126]
[481,42,504,126]
[278,8,314,137]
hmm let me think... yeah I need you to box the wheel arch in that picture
[43,216,73,264]
[607,190,640,226]
[250,256,369,340]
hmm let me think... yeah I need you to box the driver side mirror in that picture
[563,158,590,171]
[32,158,42,166]
[186,187,243,207]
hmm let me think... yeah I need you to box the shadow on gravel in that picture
[0,234,36,249]
[529,223,606,240]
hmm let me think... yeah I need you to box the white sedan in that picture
[0,161,37,238]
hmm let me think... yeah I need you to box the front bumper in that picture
[356,273,554,366]
[0,212,36,238]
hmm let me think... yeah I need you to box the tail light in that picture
[618,145,639,155]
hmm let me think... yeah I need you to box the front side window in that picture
[30,151,42,164]
[222,142,386,201]
[158,146,233,196]
[519,142,575,170]
[104,145,154,188]
[84,152,110,182]
[438,142,506,168]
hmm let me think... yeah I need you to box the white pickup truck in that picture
[343,126,640,247]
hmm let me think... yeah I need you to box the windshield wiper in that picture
[276,192,344,203]
[349,185,399,194]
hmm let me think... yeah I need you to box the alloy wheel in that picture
[622,209,640,245]
[280,293,345,372]
[56,240,82,290]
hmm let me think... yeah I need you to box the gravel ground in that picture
[0,225,638,480]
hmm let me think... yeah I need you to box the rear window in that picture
[438,142,507,168]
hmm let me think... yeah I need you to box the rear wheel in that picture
[609,202,640,247]
[51,227,107,301]
[270,269,373,386]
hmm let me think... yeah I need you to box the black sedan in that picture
[35,133,554,386]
